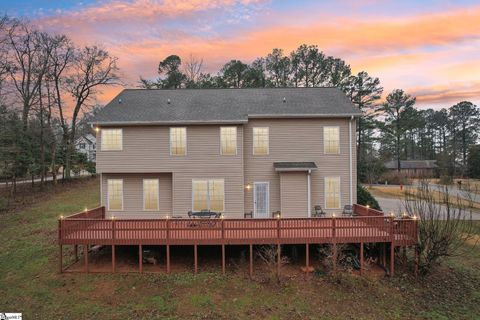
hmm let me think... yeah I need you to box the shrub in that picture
[357,185,381,210]
[439,175,453,185]
[404,182,477,274]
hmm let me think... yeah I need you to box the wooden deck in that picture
[58,204,418,276]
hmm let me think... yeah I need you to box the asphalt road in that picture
[375,196,480,220]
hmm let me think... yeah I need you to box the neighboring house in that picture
[384,160,438,178]
[75,134,96,162]
[92,88,360,219]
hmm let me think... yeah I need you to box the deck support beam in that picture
[390,243,395,277]
[166,245,170,274]
[59,245,63,273]
[249,244,253,279]
[414,245,419,278]
[277,243,281,277]
[332,243,337,275]
[221,244,226,275]
[382,243,387,268]
[305,242,309,272]
[74,245,78,261]
[360,242,364,275]
[84,244,89,273]
[194,244,198,274]
[139,245,143,273]
[112,245,116,273]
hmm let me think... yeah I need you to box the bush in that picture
[439,175,453,185]
[404,182,476,274]
[357,185,381,210]
[380,171,411,185]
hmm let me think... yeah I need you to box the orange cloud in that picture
[410,82,480,105]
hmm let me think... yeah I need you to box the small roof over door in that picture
[273,162,317,172]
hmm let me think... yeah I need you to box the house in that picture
[58,88,418,276]
[93,88,360,219]
[75,134,96,162]
[384,160,438,178]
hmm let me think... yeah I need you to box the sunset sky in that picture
[3,0,480,109]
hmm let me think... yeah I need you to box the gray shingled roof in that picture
[92,88,360,125]
[274,162,317,171]
[384,160,438,170]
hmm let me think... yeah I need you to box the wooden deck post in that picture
[139,245,143,273]
[249,244,253,279]
[414,245,419,278]
[277,243,281,277]
[194,244,198,274]
[74,245,78,261]
[360,242,364,275]
[332,217,337,275]
[390,243,395,277]
[382,243,387,268]
[84,244,89,273]
[221,244,226,275]
[59,245,63,273]
[332,243,337,275]
[166,245,170,274]
[112,245,116,273]
[305,242,309,271]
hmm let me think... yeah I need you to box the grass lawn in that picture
[1,176,479,319]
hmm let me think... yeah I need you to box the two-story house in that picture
[59,87,419,276]
[93,87,360,219]
[75,133,97,162]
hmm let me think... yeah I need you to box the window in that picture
[143,179,159,211]
[220,127,237,155]
[170,127,186,156]
[325,177,340,209]
[253,127,269,155]
[107,179,123,210]
[324,126,339,154]
[192,179,224,212]
[79,143,86,149]
[101,129,122,151]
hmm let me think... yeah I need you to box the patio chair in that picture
[244,211,253,219]
[342,205,353,216]
[313,205,325,217]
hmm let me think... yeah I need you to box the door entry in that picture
[253,182,269,218]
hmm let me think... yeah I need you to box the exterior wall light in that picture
[245,184,251,190]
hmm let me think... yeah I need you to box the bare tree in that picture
[5,20,50,129]
[404,182,477,274]
[64,46,120,179]
[183,54,203,85]
[44,35,74,183]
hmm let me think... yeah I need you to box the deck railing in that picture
[59,206,418,247]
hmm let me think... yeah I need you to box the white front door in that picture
[253,182,269,218]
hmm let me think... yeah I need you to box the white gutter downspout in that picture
[349,116,354,205]
[307,169,312,217]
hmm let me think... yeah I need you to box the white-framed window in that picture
[253,127,269,155]
[170,127,186,156]
[324,126,340,154]
[325,177,341,209]
[220,127,237,155]
[107,179,123,211]
[101,129,122,151]
[143,179,159,211]
[192,179,224,212]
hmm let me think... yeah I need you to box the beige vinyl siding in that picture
[244,118,356,216]
[98,125,244,218]
[280,172,308,217]
[102,173,172,219]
